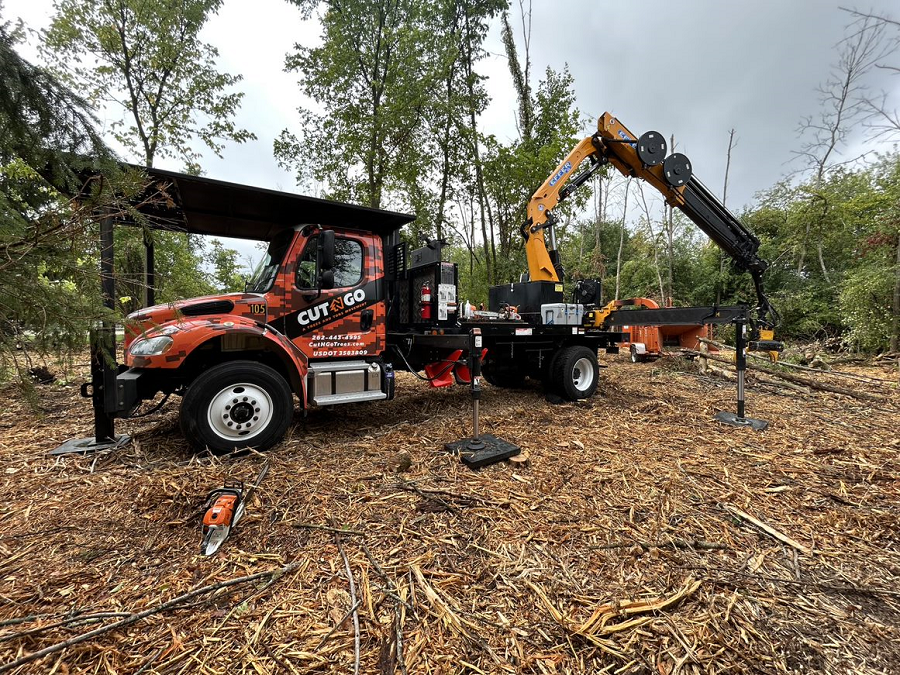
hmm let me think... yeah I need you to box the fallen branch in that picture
[723,504,810,554]
[592,538,727,552]
[527,578,701,655]
[699,337,897,387]
[332,523,360,675]
[409,565,476,639]
[360,541,414,611]
[360,541,410,673]
[391,484,500,507]
[314,599,361,650]
[680,564,900,599]
[0,611,133,643]
[292,523,366,536]
[683,349,885,401]
[0,562,300,673]
[0,615,46,629]
[395,480,462,516]
[395,602,408,675]
[132,647,164,675]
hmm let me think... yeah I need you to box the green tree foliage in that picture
[276,0,438,210]
[206,239,246,293]
[481,64,584,284]
[0,5,121,383]
[277,0,504,256]
[43,0,249,307]
[43,0,255,170]
[115,231,216,314]
[836,155,900,350]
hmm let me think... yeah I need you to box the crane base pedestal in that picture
[714,411,768,432]
[445,435,520,469]
[49,435,131,456]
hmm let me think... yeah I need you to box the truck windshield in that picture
[245,231,293,293]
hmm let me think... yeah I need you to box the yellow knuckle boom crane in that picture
[523,112,778,342]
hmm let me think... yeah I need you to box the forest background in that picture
[2,0,900,389]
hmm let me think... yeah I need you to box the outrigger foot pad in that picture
[49,435,131,456]
[714,411,768,431]
[445,434,521,469]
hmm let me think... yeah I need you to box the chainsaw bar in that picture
[200,459,269,556]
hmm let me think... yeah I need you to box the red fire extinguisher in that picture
[421,281,432,320]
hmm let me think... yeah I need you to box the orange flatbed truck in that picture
[67,168,626,454]
[63,113,781,454]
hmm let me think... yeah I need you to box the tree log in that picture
[682,349,885,401]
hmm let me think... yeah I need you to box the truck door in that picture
[277,231,384,359]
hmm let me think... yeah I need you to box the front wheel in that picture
[551,346,599,401]
[180,361,294,453]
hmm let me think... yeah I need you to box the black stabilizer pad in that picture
[714,411,768,431]
[445,434,521,469]
[49,435,130,456]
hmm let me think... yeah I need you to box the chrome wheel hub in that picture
[208,383,273,440]
[572,357,595,392]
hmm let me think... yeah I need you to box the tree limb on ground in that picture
[0,561,301,673]
[683,348,886,401]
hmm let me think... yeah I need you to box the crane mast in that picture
[523,113,776,329]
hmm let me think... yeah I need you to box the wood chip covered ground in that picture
[1,355,899,674]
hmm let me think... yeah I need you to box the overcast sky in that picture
[6,0,900,267]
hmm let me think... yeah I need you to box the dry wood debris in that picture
[0,354,898,673]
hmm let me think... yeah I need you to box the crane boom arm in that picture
[524,112,775,327]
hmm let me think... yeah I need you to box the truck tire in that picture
[542,349,563,393]
[180,361,294,453]
[551,346,599,401]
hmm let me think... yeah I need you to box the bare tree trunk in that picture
[434,74,454,241]
[666,201,674,303]
[796,17,881,272]
[636,182,665,301]
[665,134,676,303]
[602,174,610,223]
[461,3,492,284]
[594,174,603,251]
[893,231,900,352]
[817,241,832,283]
[487,193,497,279]
[592,174,604,286]
[615,180,630,300]
[469,199,476,279]
[718,129,736,306]
[579,218,584,271]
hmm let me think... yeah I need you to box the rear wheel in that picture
[180,360,294,453]
[551,346,599,401]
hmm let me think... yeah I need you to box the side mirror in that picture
[318,229,335,272]
[320,269,335,290]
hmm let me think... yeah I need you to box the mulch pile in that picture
[1,355,899,674]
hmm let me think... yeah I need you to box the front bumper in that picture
[81,367,160,417]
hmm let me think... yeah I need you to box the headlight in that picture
[130,336,174,356]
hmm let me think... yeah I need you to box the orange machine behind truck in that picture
[622,321,713,363]
[610,298,713,363]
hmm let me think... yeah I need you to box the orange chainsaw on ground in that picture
[200,460,269,556]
